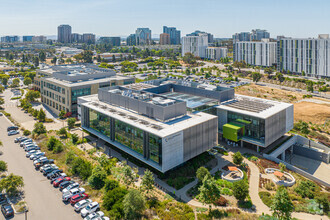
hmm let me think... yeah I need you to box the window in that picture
[89,109,111,137]
[149,134,162,164]
[71,88,91,104]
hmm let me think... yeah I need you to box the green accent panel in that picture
[223,123,245,142]
[236,119,251,124]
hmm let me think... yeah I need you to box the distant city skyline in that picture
[0,0,329,38]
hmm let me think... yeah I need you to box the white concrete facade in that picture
[205,47,228,60]
[234,39,276,67]
[182,34,208,58]
[277,35,330,77]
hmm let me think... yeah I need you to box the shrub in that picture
[214,196,228,206]
[103,187,128,216]
[67,118,76,129]
[71,157,93,180]
[265,182,276,191]
[33,122,46,135]
[71,133,79,144]
[0,161,7,172]
[221,187,233,196]
[196,167,210,182]
[104,179,119,192]
[166,176,194,190]
[259,191,273,207]
[233,180,249,201]
[294,180,317,199]
[23,130,31,136]
[238,200,253,209]
[88,166,107,190]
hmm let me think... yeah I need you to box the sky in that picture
[0,0,329,38]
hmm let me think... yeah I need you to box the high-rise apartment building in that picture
[135,28,152,45]
[23,36,34,42]
[57,25,72,43]
[163,26,181,45]
[82,34,96,44]
[277,34,330,78]
[251,29,270,41]
[98,37,121,46]
[159,33,170,45]
[205,47,228,60]
[71,33,82,43]
[234,39,276,67]
[188,30,213,43]
[182,34,208,58]
[126,34,136,46]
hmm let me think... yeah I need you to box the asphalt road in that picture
[0,116,82,220]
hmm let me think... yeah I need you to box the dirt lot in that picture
[236,84,330,125]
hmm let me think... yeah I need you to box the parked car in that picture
[25,146,40,152]
[40,164,57,173]
[98,217,110,220]
[8,130,19,136]
[62,188,85,202]
[42,166,59,175]
[53,176,71,187]
[26,150,40,158]
[47,169,63,179]
[74,199,92,212]
[30,152,45,160]
[62,183,80,194]
[1,203,14,218]
[14,137,23,143]
[0,194,7,205]
[18,137,29,143]
[50,173,67,184]
[34,159,54,169]
[70,193,89,205]
[34,157,48,165]
[20,139,32,147]
[83,211,104,220]
[7,126,19,132]
[80,202,100,217]
[59,181,75,191]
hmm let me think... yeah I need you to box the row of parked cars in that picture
[14,135,109,220]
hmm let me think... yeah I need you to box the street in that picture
[0,115,81,220]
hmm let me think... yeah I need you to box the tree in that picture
[57,127,67,138]
[38,109,46,122]
[0,161,7,172]
[271,186,294,220]
[205,72,211,79]
[59,110,66,119]
[252,72,262,83]
[51,57,57,65]
[182,53,197,65]
[33,56,39,67]
[88,165,107,190]
[232,180,249,201]
[123,189,146,220]
[104,179,119,192]
[122,165,135,188]
[294,180,317,199]
[23,77,32,86]
[232,151,243,165]
[316,194,329,214]
[39,51,46,62]
[264,67,273,75]
[71,133,79,144]
[33,122,47,135]
[0,174,24,196]
[67,117,76,129]
[198,176,221,204]
[103,187,128,211]
[12,78,20,87]
[196,167,211,182]
[141,169,154,194]
[25,90,40,102]
[306,81,314,93]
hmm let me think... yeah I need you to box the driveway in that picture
[0,116,82,220]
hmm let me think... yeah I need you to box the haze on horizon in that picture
[0,0,329,38]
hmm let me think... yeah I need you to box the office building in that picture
[126,34,136,46]
[23,36,34,42]
[82,34,96,44]
[34,64,134,116]
[58,25,72,43]
[251,29,270,41]
[205,47,228,60]
[135,28,152,45]
[217,95,293,152]
[232,32,251,42]
[1,36,19,43]
[71,33,82,43]
[234,39,276,67]
[182,34,208,58]
[78,78,293,171]
[277,34,330,78]
[32,36,47,43]
[98,37,121,46]
[160,33,170,45]
[163,26,181,45]
[188,30,213,43]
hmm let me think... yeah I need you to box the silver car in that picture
[74,199,92,212]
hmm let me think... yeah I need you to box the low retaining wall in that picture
[263,154,330,188]
[264,168,295,187]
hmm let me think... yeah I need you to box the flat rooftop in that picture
[80,94,217,137]
[217,95,293,119]
[161,92,218,109]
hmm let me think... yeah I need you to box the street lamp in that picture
[24,208,29,220]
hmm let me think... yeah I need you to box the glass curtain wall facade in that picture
[72,88,91,104]
[87,108,162,165]
[227,111,265,143]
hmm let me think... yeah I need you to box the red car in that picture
[70,193,89,205]
[53,176,71,187]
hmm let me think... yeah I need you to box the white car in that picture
[97,217,110,220]
[8,130,19,136]
[62,183,79,194]
[62,187,85,201]
[74,199,92,212]
[84,211,104,220]
[26,150,40,157]
[81,202,100,217]
[30,152,45,160]
[40,164,57,172]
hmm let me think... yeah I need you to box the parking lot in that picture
[0,116,82,220]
